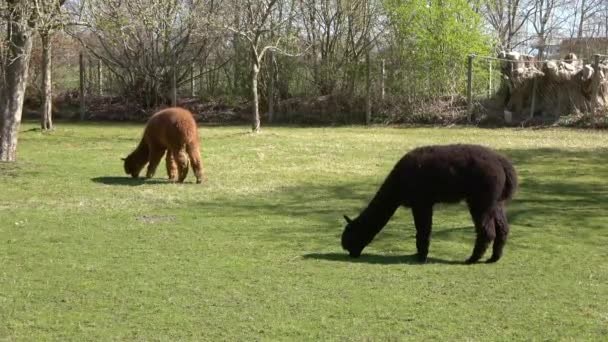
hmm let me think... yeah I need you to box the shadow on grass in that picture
[303,252,465,265]
[91,176,170,186]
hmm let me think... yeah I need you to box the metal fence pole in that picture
[467,54,475,122]
[488,59,493,97]
[530,77,538,119]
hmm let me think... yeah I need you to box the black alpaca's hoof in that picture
[348,251,361,258]
[485,256,501,263]
[415,254,428,263]
[465,257,480,264]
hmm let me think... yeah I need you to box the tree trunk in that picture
[87,56,94,93]
[171,66,177,106]
[79,52,86,120]
[578,0,587,38]
[98,59,103,96]
[0,16,34,162]
[537,27,546,59]
[199,65,204,96]
[506,0,512,50]
[252,62,261,132]
[381,59,386,101]
[233,12,240,95]
[365,47,372,125]
[268,50,275,123]
[190,63,195,97]
[41,31,53,131]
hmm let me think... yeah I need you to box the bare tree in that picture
[574,0,603,38]
[299,0,383,97]
[1,1,36,162]
[482,0,534,51]
[530,0,568,59]
[36,0,67,131]
[72,0,221,107]
[224,0,299,132]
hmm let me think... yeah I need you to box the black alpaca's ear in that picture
[343,215,353,224]
[121,157,126,161]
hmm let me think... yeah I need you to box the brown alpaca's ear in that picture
[343,215,353,224]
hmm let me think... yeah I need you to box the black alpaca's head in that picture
[341,215,375,258]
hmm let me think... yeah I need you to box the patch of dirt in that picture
[136,215,177,224]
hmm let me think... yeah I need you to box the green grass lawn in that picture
[1,123,607,340]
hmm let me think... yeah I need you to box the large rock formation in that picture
[499,52,607,120]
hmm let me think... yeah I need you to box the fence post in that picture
[381,59,386,101]
[488,59,493,97]
[529,77,538,119]
[467,54,475,122]
[79,52,86,121]
[591,54,601,127]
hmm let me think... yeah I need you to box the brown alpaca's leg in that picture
[412,205,433,263]
[466,204,496,264]
[186,143,204,184]
[146,146,166,179]
[487,203,509,263]
[165,150,178,181]
[172,148,189,183]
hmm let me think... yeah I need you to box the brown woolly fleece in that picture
[123,107,204,183]
[341,144,517,264]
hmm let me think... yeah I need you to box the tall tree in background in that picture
[530,0,567,59]
[572,0,603,38]
[1,0,36,162]
[73,0,221,107]
[386,0,492,96]
[298,0,382,97]
[224,0,298,132]
[482,0,533,51]
[37,0,67,131]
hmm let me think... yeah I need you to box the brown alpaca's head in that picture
[122,154,145,178]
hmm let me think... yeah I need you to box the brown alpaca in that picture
[123,107,204,183]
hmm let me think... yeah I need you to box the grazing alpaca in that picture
[341,144,517,264]
[123,107,204,183]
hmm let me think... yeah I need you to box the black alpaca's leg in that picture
[466,204,496,264]
[165,150,177,181]
[412,205,433,263]
[487,203,509,263]
[146,146,166,179]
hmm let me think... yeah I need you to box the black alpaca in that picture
[341,144,517,264]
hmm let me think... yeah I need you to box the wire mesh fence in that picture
[34,31,608,126]
[468,51,608,126]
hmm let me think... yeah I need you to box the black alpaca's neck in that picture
[355,171,402,234]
